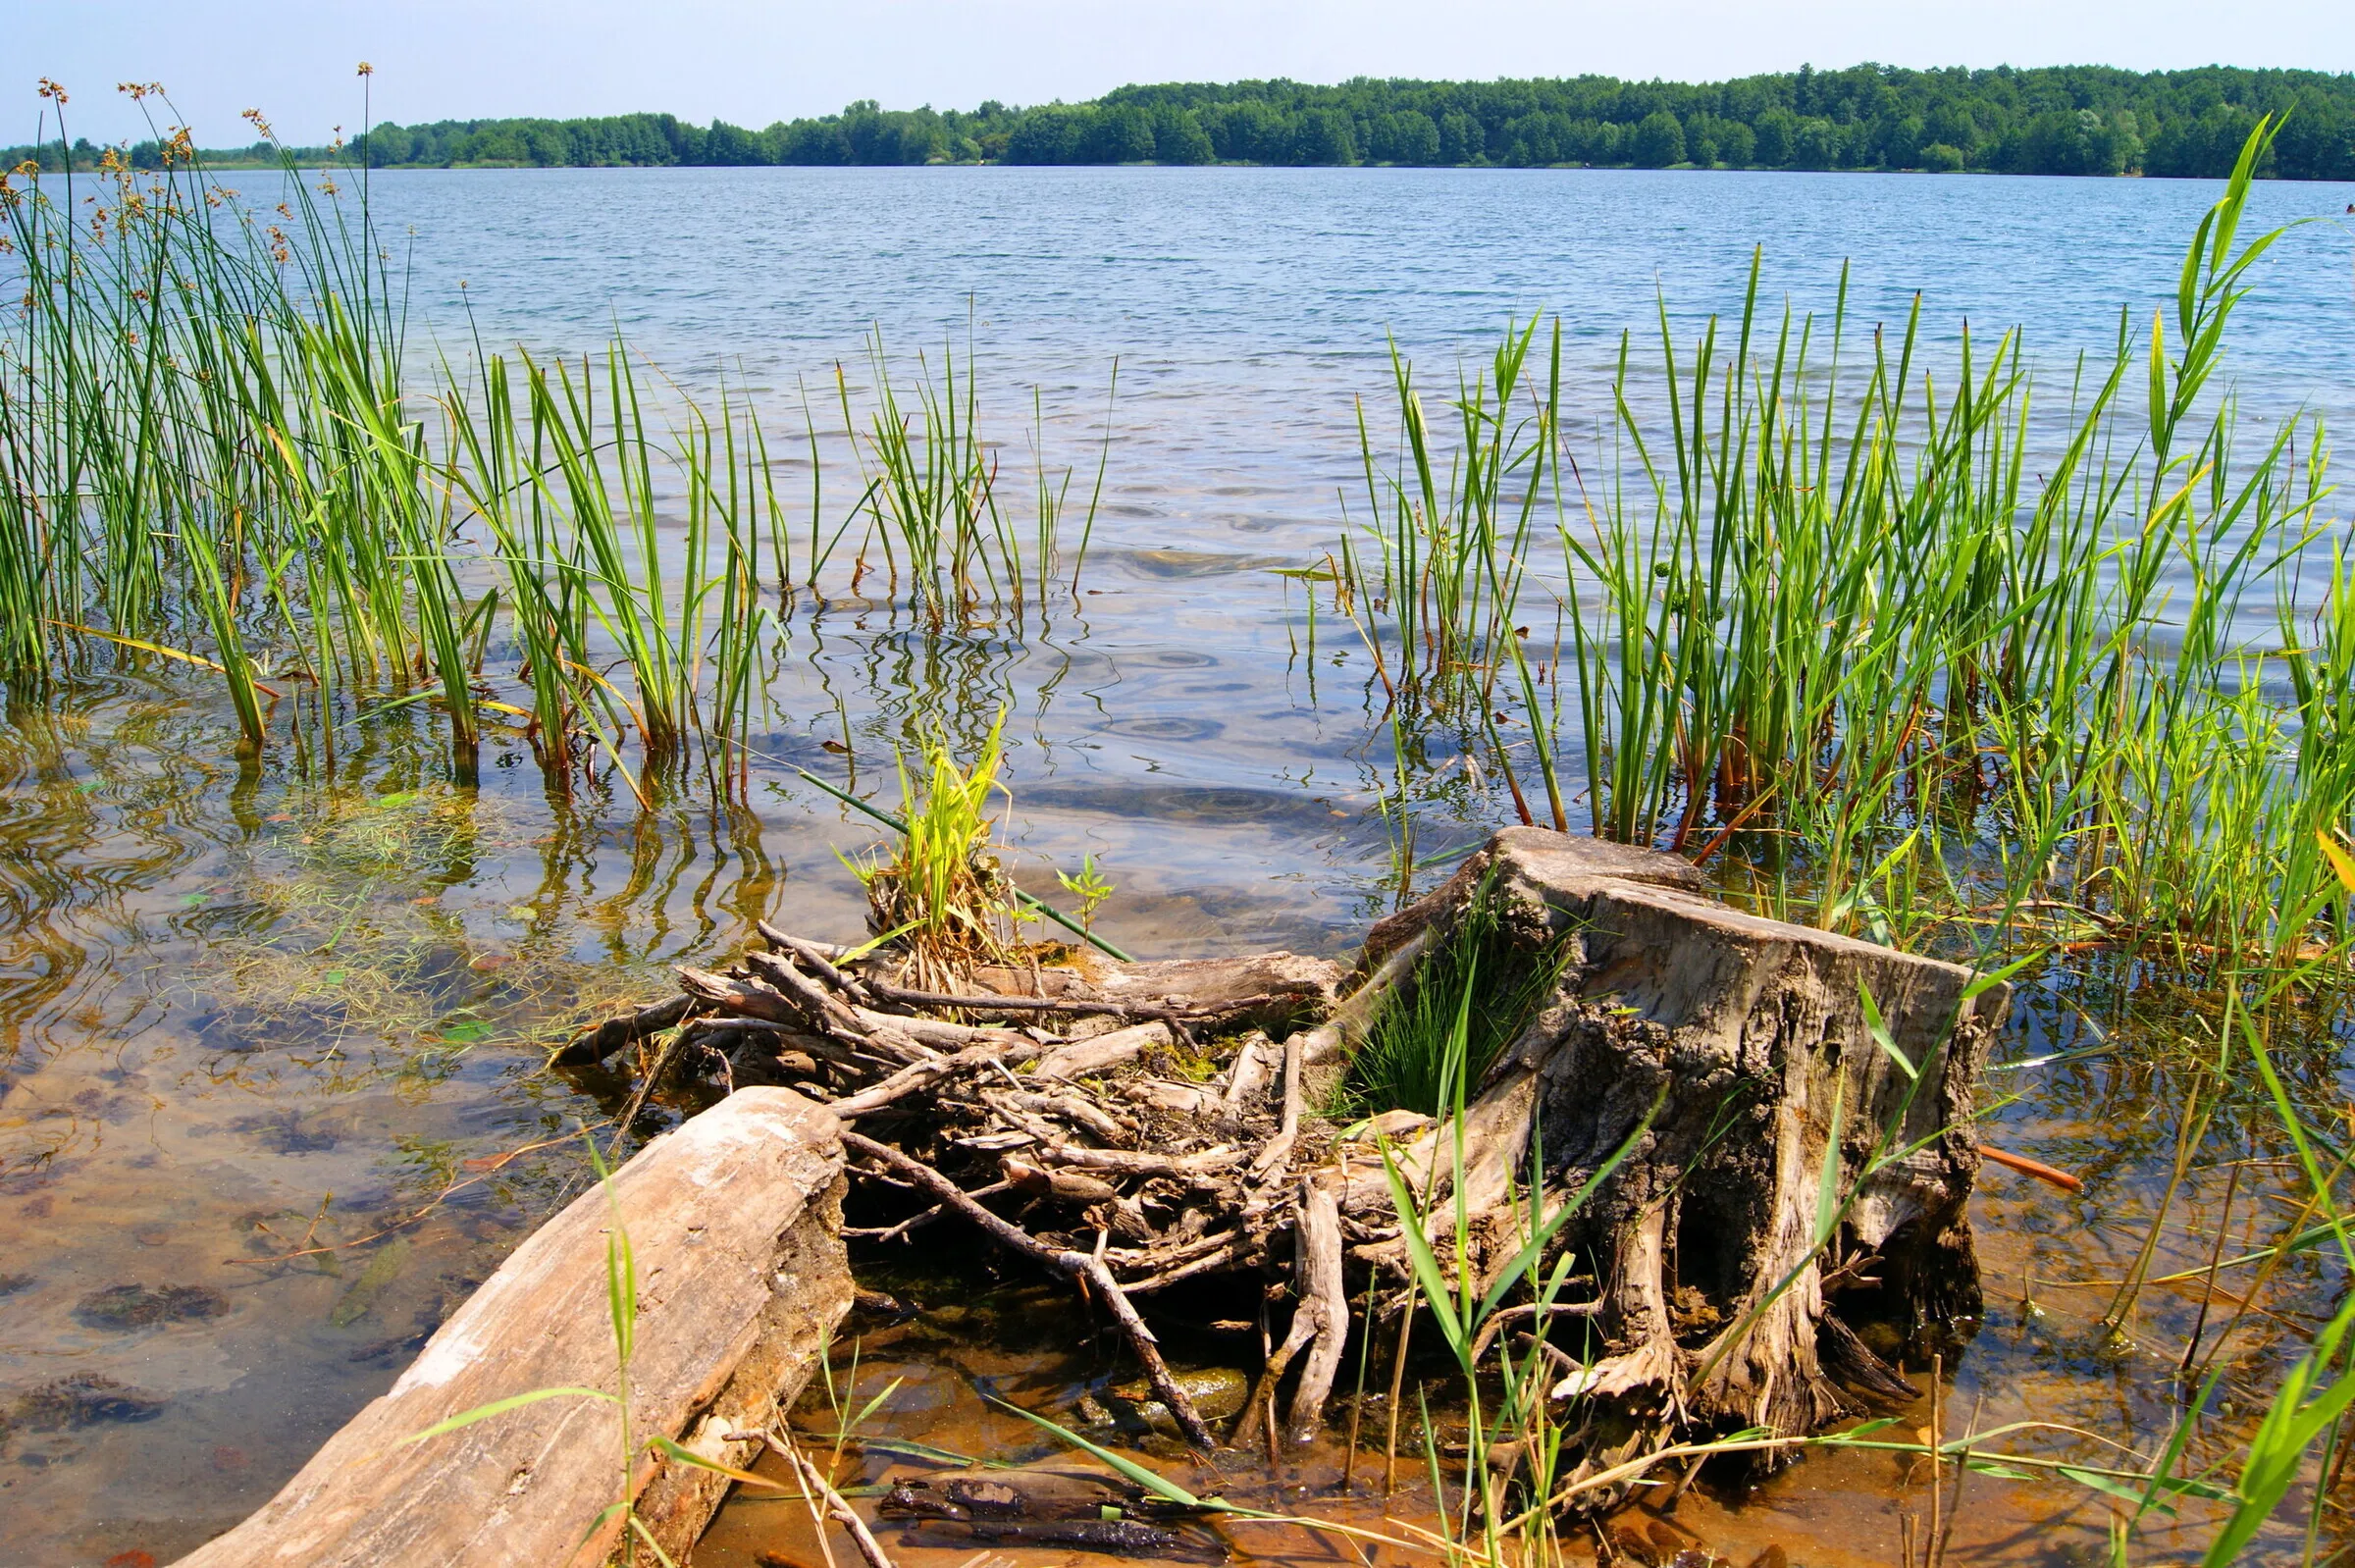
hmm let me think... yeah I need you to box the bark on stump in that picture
[171,1088,853,1568]
[1348,828,2006,1498]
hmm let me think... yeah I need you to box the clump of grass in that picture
[1346,116,2351,981]
[849,711,1030,989]
[1339,869,1567,1118]
[0,84,1113,807]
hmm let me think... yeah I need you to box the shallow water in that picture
[4,165,2355,1564]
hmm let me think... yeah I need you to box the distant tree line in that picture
[13,66,2355,181]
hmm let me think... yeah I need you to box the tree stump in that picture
[1346,828,2006,1498]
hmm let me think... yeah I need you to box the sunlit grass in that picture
[0,92,1111,807]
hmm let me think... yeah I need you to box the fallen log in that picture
[169,1089,853,1568]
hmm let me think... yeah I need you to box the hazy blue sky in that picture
[16,0,2355,146]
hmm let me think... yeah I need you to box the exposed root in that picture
[575,825,2003,1519]
[843,1129,1217,1450]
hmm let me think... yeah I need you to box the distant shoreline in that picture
[10,63,2353,183]
[44,159,2216,179]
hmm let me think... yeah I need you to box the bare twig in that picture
[1928,1392,1981,1568]
[734,1427,898,1568]
[841,1129,1215,1448]
[1248,1031,1305,1180]
[757,919,873,1003]
[831,1044,1005,1119]
[746,950,874,1034]
[2181,1161,2242,1380]
[1467,1299,1603,1365]
[553,992,701,1066]
[842,1180,1015,1242]
[864,974,1204,1024]
[1384,1280,1417,1495]
[1927,1353,1944,1568]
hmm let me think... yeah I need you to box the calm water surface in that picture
[3,166,2353,1564]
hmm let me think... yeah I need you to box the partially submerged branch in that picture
[577,825,2002,1521]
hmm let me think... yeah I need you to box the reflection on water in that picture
[12,619,2344,1560]
[5,162,2355,1563]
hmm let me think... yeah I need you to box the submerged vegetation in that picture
[11,69,2355,1564]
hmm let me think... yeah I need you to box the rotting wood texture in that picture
[573,824,2002,1513]
[169,1088,852,1568]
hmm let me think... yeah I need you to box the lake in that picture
[1,162,2352,1566]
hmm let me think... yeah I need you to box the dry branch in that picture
[840,1130,1217,1449]
[567,825,2003,1513]
[1285,1176,1348,1444]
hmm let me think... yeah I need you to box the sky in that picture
[15,0,2355,147]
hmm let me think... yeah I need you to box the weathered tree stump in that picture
[529,824,2002,1526]
[1343,828,2006,1497]
[171,1089,853,1568]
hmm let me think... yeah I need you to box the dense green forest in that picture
[15,65,2355,180]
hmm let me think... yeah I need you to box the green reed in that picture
[848,326,1018,623]
[1347,118,2346,973]
[0,88,1110,804]
[1342,323,1555,709]
[1332,118,2355,1564]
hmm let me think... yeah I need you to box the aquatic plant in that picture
[1341,317,1563,829]
[0,87,1113,808]
[1346,117,2348,982]
[848,712,1029,988]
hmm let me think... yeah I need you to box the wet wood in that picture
[169,1089,853,1568]
[1980,1143,2083,1192]
[553,991,702,1066]
[578,824,2001,1520]
[841,1128,1218,1449]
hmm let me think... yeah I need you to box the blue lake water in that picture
[1,164,2352,1564]
[353,159,2355,933]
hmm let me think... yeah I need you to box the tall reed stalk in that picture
[1346,118,2345,972]
[0,87,1112,802]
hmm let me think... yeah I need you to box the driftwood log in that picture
[547,825,2002,1518]
[171,1089,853,1568]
